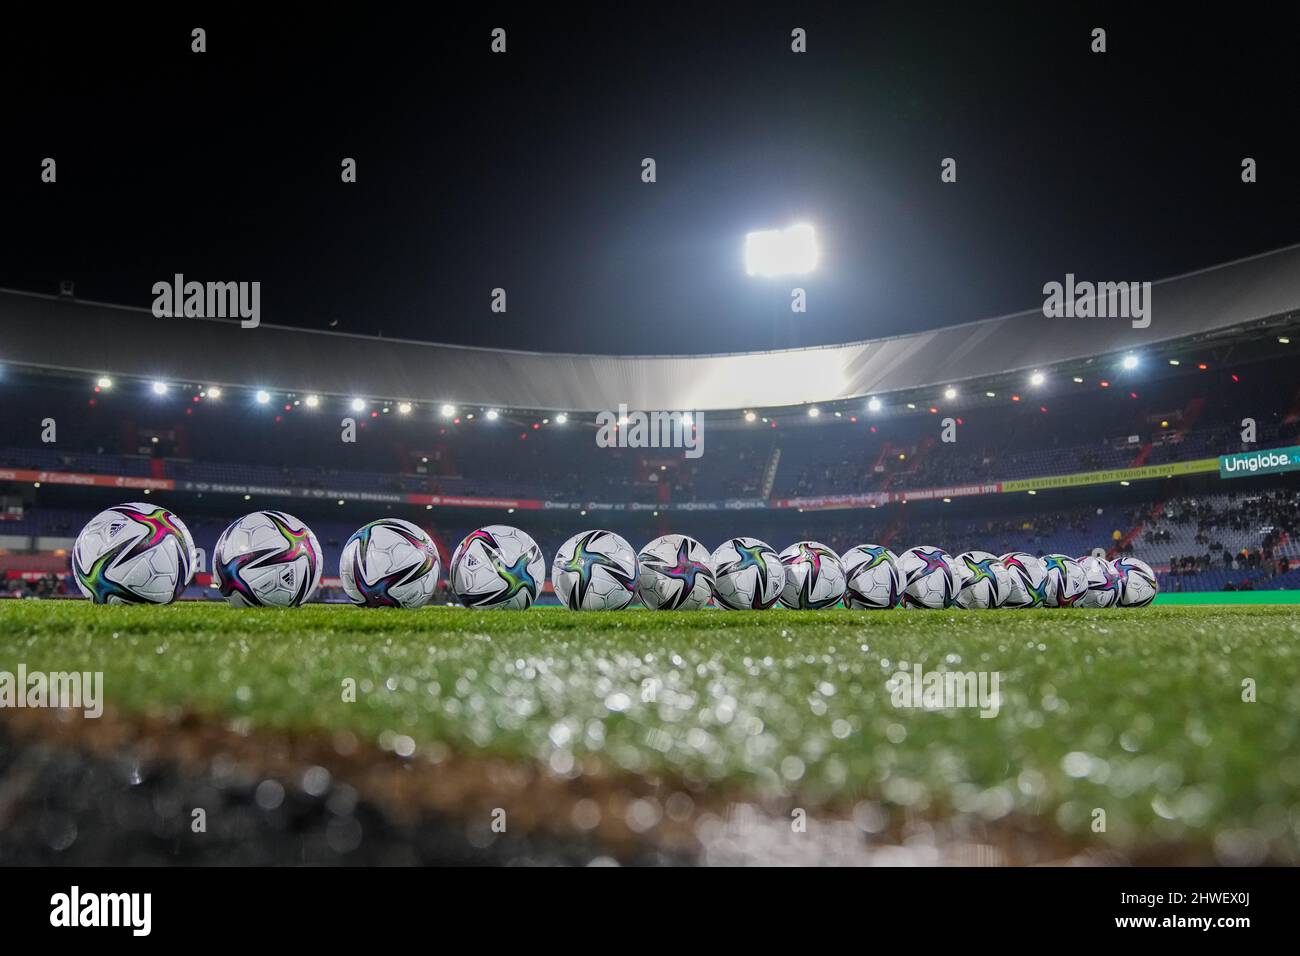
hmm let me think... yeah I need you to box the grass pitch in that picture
[3,600,1299,860]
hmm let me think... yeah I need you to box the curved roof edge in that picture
[3,243,1299,411]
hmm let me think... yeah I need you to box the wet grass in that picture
[2,601,1298,859]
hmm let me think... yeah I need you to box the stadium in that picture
[3,248,1300,605]
[2,6,1299,897]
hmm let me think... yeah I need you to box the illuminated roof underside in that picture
[2,244,1299,411]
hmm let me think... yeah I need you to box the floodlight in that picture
[744,223,818,277]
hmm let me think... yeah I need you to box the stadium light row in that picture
[94,375,586,427]
[72,339,1270,429]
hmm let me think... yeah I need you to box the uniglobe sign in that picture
[1219,446,1300,479]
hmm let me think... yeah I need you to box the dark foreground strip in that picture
[0,709,692,865]
[0,707,1235,867]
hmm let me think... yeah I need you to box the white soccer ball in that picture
[954,550,1011,609]
[778,540,846,609]
[340,518,441,609]
[214,510,322,608]
[552,530,639,610]
[898,546,958,609]
[1112,556,1159,607]
[449,525,545,609]
[1041,554,1088,607]
[842,544,901,610]
[72,502,194,605]
[1076,555,1122,609]
[1000,552,1048,608]
[636,534,714,610]
[711,536,784,610]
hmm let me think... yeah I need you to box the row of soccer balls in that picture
[72,503,1158,609]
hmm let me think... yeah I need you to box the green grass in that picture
[3,601,1300,854]
[1154,590,1300,605]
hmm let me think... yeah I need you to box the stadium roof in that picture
[3,244,1299,412]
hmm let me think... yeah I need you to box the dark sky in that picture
[4,2,1299,354]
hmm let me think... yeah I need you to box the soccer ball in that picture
[898,546,958,609]
[637,534,715,610]
[1041,554,1087,607]
[1077,555,1122,609]
[954,550,1011,609]
[1112,556,1158,607]
[1000,552,1048,608]
[72,502,194,604]
[449,525,545,609]
[778,541,846,609]
[711,536,784,610]
[552,530,639,610]
[214,510,322,608]
[340,518,441,609]
[842,544,901,610]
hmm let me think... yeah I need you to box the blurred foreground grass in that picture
[2,601,1298,857]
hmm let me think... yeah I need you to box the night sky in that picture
[4,2,1298,354]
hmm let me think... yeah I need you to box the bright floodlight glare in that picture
[440,404,456,418]
[350,398,366,412]
[1030,371,1046,386]
[944,386,957,400]
[304,394,320,408]
[744,223,818,277]
[398,402,412,415]
[807,406,820,418]
[151,381,169,395]
[744,411,756,422]
[207,386,222,399]
[255,390,271,405]
[555,413,568,424]
[1122,354,1139,370]
[486,409,499,421]
[867,397,882,412]
[96,376,113,389]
